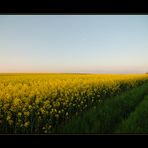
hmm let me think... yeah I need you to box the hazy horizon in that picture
[0,15,148,73]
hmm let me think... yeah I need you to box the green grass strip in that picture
[115,95,148,134]
[56,83,148,134]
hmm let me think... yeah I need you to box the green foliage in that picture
[58,83,148,134]
[116,95,148,133]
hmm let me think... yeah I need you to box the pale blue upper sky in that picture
[0,15,148,73]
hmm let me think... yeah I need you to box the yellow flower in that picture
[40,108,45,114]
[6,116,11,121]
[44,130,47,133]
[24,122,30,127]
[18,112,22,117]
[48,125,52,129]
[55,114,59,118]
[28,105,32,110]
[42,127,46,130]
[24,111,29,117]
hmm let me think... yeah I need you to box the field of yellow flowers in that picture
[0,74,148,134]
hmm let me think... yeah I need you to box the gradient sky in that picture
[0,15,148,73]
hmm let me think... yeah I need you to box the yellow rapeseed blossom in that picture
[18,112,22,117]
[24,122,30,127]
[24,111,30,117]
[0,73,148,133]
[8,120,13,126]
[6,116,11,121]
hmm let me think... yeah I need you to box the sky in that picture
[0,15,148,73]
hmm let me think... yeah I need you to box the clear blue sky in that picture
[0,15,148,73]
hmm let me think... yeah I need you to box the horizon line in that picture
[0,72,147,74]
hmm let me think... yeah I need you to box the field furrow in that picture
[115,94,148,133]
